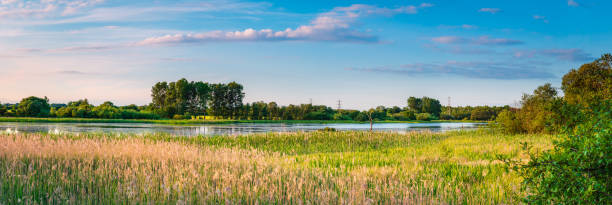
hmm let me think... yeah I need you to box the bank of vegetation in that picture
[1,83,505,123]
[493,54,611,203]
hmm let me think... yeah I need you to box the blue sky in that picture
[1,0,610,109]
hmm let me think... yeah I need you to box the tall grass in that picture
[0,130,553,204]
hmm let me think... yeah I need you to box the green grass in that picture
[0,130,552,204]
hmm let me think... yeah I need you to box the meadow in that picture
[0,130,553,204]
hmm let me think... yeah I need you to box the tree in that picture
[562,53,611,106]
[407,97,422,112]
[421,97,442,116]
[0,104,6,116]
[16,96,50,117]
[227,82,244,119]
[151,79,211,118]
[366,109,374,131]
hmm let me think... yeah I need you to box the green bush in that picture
[415,113,433,121]
[515,100,611,203]
[494,109,523,133]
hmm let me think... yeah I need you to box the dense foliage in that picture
[16,96,51,117]
[497,53,612,203]
[518,100,611,204]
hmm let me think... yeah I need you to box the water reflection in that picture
[0,122,486,136]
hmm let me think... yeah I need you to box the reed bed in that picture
[0,130,553,204]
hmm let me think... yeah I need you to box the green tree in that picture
[562,53,611,106]
[407,97,422,112]
[16,96,51,117]
[421,97,442,117]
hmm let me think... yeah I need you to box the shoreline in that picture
[0,117,487,125]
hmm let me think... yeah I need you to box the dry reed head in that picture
[0,131,545,204]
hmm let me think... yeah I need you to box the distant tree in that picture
[0,103,6,116]
[561,53,611,106]
[268,102,279,119]
[366,109,374,131]
[407,97,422,112]
[151,79,211,118]
[227,82,244,119]
[421,97,442,117]
[151,81,169,116]
[518,83,561,133]
[93,101,120,118]
[16,96,51,117]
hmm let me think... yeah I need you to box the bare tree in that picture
[366,109,374,131]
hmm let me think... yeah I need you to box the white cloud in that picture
[478,8,500,14]
[533,15,549,23]
[138,3,433,45]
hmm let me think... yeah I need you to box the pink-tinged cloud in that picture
[431,36,523,46]
[478,8,500,14]
[0,0,104,18]
[138,3,433,45]
[568,0,579,7]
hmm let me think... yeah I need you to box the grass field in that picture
[0,117,484,125]
[0,130,553,204]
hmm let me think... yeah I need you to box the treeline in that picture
[495,54,610,203]
[441,105,508,121]
[1,79,508,121]
[0,98,159,119]
[150,79,244,119]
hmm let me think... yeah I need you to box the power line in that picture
[337,100,342,110]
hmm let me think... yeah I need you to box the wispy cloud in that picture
[55,70,92,75]
[347,61,556,80]
[437,24,478,30]
[0,0,104,18]
[431,36,523,46]
[478,8,500,14]
[514,48,593,62]
[568,0,579,7]
[138,3,433,45]
[533,15,549,23]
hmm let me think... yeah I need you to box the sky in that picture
[0,0,610,109]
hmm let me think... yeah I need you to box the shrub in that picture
[514,100,611,203]
[494,109,523,133]
[415,113,433,121]
[317,127,337,132]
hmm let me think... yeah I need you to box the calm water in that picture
[0,122,486,136]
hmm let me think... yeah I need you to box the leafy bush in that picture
[317,127,337,132]
[494,109,523,133]
[511,100,611,203]
[416,113,433,121]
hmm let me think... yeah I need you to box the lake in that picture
[0,122,487,136]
